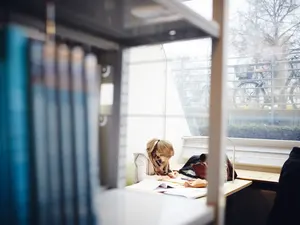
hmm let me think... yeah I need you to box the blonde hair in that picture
[146,138,174,159]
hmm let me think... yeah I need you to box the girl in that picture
[134,138,178,183]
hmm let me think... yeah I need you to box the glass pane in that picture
[125,116,165,162]
[127,46,166,115]
[165,117,196,164]
[227,0,300,167]
[164,39,212,117]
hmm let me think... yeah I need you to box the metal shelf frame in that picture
[2,0,219,47]
[1,0,228,224]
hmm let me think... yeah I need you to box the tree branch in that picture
[279,21,300,39]
[281,26,300,45]
[279,3,300,23]
[261,0,274,18]
[276,0,287,19]
[264,33,275,45]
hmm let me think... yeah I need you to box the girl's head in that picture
[146,138,174,169]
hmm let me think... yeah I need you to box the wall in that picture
[124,45,191,166]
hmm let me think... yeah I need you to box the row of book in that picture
[0,25,100,225]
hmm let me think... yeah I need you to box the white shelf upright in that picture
[207,0,229,224]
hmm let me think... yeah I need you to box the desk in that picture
[103,180,252,225]
[127,179,252,200]
[236,169,279,183]
[97,189,214,225]
[223,179,253,196]
[194,179,252,203]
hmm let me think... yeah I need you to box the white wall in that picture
[125,45,191,164]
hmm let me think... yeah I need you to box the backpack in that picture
[179,154,238,181]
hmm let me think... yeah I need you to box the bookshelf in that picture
[2,0,228,224]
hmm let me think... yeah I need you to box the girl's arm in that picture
[184,179,208,188]
[135,154,160,182]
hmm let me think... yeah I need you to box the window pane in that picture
[228,0,300,142]
[127,46,166,115]
[125,116,165,160]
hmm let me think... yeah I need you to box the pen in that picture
[181,177,194,181]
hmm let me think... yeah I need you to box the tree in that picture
[230,0,300,108]
[230,0,300,59]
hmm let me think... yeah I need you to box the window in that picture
[122,0,300,172]
[226,0,300,167]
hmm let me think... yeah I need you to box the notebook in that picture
[161,187,207,199]
[126,179,207,199]
[126,179,181,191]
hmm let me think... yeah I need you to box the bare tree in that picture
[230,0,300,108]
[231,0,300,59]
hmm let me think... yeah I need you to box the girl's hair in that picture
[146,138,174,158]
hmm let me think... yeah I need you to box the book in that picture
[161,187,207,199]
[57,44,75,225]
[83,53,99,225]
[126,179,182,191]
[28,39,49,225]
[70,47,89,225]
[0,26,10,225]
[126,179,207,199]
[44,42,62,225]
[0,25,30,225]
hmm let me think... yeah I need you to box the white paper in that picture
[126,179,178,191]
[163,187,207,199]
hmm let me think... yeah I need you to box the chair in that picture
[267,147,300,225]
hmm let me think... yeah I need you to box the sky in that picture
[163,0,247,58]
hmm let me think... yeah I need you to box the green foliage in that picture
[199,124,300,140]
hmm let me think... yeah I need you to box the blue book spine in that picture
[71,47,88,225]
[0,29,11,225]
[3,25,30,225]
[57,44,75,225]
[84,54,100,225]
[29,40,49,225]
[44,43,62,225]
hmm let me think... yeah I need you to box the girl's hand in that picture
[184,179,207,188]
[173,171,179,177]
[168,171,179,178]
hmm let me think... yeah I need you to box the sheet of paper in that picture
[126,179,182,191]
[126,179,164,191]
[163,187,207,199]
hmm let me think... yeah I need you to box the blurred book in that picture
[0,26,9,224]
[71,47,89,225]
[0,25,30,225]
[0,28,100,225]
[57,43,75,225]
[84,53,99,225]
[44,42,62,225]
[28,39,49,225]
